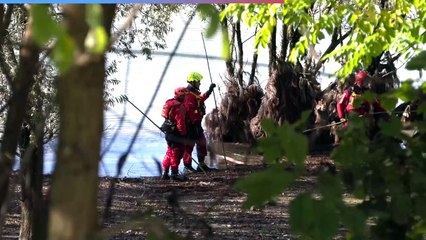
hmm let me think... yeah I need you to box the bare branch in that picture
[315,27,352,73]
[109,4,142,48]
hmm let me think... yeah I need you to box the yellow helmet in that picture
[187,72,203,83]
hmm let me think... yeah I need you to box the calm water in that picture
[39,123,192,178]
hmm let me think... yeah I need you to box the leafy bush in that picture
[234,51,426,239]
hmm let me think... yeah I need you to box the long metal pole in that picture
[126,98,162,131]
[201,33,229,169]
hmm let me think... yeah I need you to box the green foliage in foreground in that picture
[234,52,426,239]
[30,4,109,73]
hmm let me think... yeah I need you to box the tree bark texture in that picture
[0,6,40,235]
[47,4,115,240]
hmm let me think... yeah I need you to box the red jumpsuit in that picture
[337,88,385,121]
[182,85,210,167]
[161,98,187,174]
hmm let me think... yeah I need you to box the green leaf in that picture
[53,36,75,73]
[318,173,343,202]
[30,5,58,45]
[406,51,426,70]
[278,123,308,164]
[341,206,367,239]
[260,119,277,134]
[289,193,314,234]
[85,26,108,54]
[417,102,426,119]
[86,4,103,28]
[313,200,339,240]
[197,4,220,38]
[380,95,398,111]
[394,81,418,102]
[390,190,412,225]
[84,4,108,54]
[233,164,297,208]
[378,116,402,137]
[331,130,369,167]
[290,195,339,240]
[257,136,282,163]
[221,26,230,60]
[30,4,75,73]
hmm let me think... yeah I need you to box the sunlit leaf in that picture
[85,4,108,54]
[85,26,108,54]
[30,5,58,45]
[221,26,230,60]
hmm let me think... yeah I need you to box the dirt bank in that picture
[3,143,336,239]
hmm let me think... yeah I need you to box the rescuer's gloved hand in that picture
[340,118,347,123]
[208,83,216,92]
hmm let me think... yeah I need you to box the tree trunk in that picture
[248,50,258,86]
[0,6,40,234]
[279,24,288,63]
[47,4,115,240]
[268,22,277,77]
[235,22,244,91]
[19,146,46,240]
[19,200,32,240]
[19,78,49,240]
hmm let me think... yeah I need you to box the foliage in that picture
[220,1,426,77]
[197,4,230,59]
[219,2,426,237]
[220,4,279,50]
[0,4,181,138]
[112,4,181,59]
[31,4,75,73]
[233,48,426,238]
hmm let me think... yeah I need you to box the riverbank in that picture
[3,143,337,239]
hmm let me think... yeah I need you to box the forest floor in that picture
[3,143,350,240]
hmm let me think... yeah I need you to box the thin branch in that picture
[315,27,352,73]
[109,4,142,48]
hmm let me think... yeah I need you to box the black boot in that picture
[161,171,170,180]
[170,171,189,181]
[196,156,212,172]
[196,162,213,172]
[184,165,197,173]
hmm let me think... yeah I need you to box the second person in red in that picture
[182,72,216,172]
[161,87,189,181]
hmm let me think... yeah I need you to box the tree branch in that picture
[315,27,352,73]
